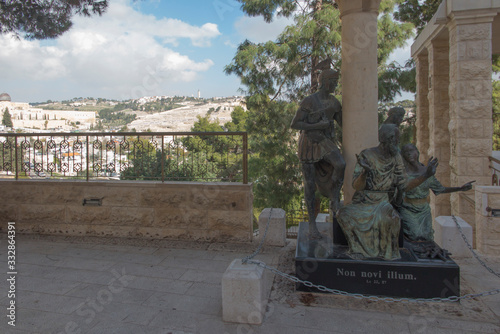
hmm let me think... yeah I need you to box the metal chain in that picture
[242,208,273,264]
[451,215,500,279]
[241,210,500,303]
[247,259,500,303]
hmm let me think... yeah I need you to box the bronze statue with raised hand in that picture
[398,144,474,242]
[337,124,440,260]
[291,68,345,239]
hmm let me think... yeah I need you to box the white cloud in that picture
[0,0,219,100]
[234,15,292,43]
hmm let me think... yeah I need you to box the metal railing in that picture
[488,155,500,186]
[0,132,248,183]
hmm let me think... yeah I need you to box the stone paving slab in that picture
[0,235,498,334]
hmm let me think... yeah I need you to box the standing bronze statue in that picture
[383,106,406,148]
[398,144,474,242]
[291,69,345,239]
[383,107,405,127]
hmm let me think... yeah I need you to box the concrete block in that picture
[258,208,286,247]
[316,213,330,222]
[434,216,473,258]
[222,259,267,325]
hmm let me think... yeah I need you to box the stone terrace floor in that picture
[0,234,499,334]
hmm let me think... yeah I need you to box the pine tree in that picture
[2,108,13,127]
[0,0,108,40]
[394,0,442,35]
[225,0,414,211]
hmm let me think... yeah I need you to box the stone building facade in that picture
[412,0,500,253]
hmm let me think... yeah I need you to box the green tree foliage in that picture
[493,81,500,151]
[225,106,248,132]
[225,0,413,210]
[378,100,416,146]
[246,101,303,210]
[121,149,211,181]
[492,56,500,151]
[394,0,441,35]
[0,0,108,40]
[389,0,441,105]
[120,137,220,182]
[98,108,136,124]
[2,107,13,127]
[186,114,247,182]
[191,115,224,132]
[378,59,417,102]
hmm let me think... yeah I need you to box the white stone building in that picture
[0,93,96,130]
[411,0,500,255]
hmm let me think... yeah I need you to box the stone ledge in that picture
[0,180,253,243]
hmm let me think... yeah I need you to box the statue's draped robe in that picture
[398,175,445,241]
[338,148,405,260]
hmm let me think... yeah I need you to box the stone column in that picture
[426,39,451,221]
[337,0,382,203]
[448,14,495,228]
[415,53,430,164]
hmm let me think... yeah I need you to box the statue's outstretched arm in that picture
[438,180,475,194]
[406,157,439,190]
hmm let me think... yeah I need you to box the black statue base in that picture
[295,221,460,299]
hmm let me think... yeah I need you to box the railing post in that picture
[243,132,248,184]
[14,135,18,180]
[161,135,165,183]
[86,135,90,181]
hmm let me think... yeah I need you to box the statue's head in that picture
[318,69,339,92]
[385,107,405,126]
[401,143,419,164]
[378,124,399,156]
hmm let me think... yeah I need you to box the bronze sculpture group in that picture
[291,70,473,260]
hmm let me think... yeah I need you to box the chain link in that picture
[242,210,500,303]
[451,215,500,279]
[247,259,500,303]
[242,208,273,264]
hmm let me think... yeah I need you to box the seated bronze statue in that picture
[337,124,438,260]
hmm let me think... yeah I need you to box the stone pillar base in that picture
[258,208,286,247]
[222,259,268,325]
[434,216,473,258]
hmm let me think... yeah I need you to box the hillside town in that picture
[0,92,246,133]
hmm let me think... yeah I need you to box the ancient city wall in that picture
[0,180,253,243]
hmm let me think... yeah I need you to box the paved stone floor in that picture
[0,235,499,334]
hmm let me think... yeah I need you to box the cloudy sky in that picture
[0,0,412,103]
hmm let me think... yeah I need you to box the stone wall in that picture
[427,39,452,220]
[448,17,494,219]
[0,180,253,243]
[475,186,500,256]
[415,54,430,164]
[411,3,497,225]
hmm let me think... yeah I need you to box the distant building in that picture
[0,94,96,130]
[0,92,11,102]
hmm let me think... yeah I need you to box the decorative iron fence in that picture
[285,205,330,238]
[0,132,248,183]
[285,209,308,239]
